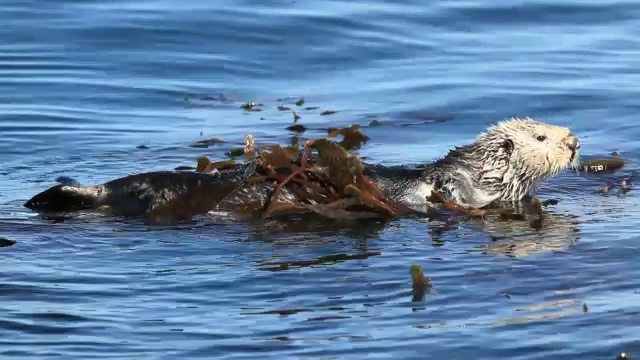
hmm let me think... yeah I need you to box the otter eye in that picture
[536,135,547,142]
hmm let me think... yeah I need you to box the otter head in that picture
[477,117,580,199]
[24,184,100,213]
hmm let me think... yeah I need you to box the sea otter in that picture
[24,117,580,221]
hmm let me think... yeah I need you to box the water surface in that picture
[2,0,640,359]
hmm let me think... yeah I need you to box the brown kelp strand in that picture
[189,137,225,148]
[195,157,239,173]
[187,133,421,221]
[327,124,371,150]
[410,264,432,302]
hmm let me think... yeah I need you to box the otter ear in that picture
[502,139,514,155]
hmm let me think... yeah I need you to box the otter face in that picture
[491,117,580,178]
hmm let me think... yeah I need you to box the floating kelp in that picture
[195,156,239,173]
[295,98,305,106]
[225,148,245,158]
[410,264,432,302]
[580,157,624,173]
[189,137,224,148]
[327,124,370,150]
[0,237,16,247]
[320,110,337,116]
[241,102,263,111]
[598,177,632,196]
[286,123,306,133]
[186,133,422,221]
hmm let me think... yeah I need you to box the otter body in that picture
[24,118,580,220]
[24,170,244,221]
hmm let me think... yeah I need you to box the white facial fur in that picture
[483,117,580,178]
[470,117,580,203]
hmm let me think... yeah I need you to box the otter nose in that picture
[567,135,580,151]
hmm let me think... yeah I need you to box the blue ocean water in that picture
[2,0,640,358]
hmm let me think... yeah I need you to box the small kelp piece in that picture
[286,123,306,133]
[0,236,16,247]
[327,124,370,150]
[241,102,263,111]
[195,156,238,173]
[225,148,245,157]
[189,137,224,148]
[410,264,432,302]
[598,178,632,195]
[320,110,337,116]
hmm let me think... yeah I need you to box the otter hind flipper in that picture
[23,184,103,213]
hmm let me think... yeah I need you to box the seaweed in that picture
[187,132,422,221]
[327,124,370,150]
[225,148,245,158]
[0,237,16,247]
[189,137,225,148]
[195,156,239,173]
[410,264,432,302]
[580,157,624,173]
[241,102,263,111]
[286,123,306,133]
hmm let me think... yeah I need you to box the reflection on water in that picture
[480,211,581,258]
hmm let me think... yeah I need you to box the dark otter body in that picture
[24,170,244,222]
[24,161,432,222]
